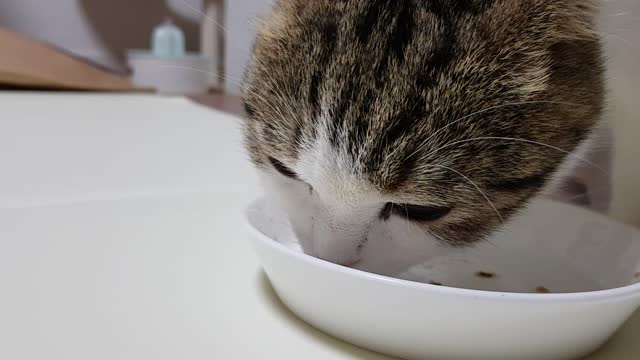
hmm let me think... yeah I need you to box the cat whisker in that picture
[425,136,608,175]
[245,86,290,121]
[424,230,452,246]
[407,100,590,161]
[402,202,411,235]
[258,67,301,125]
[596,31,636,47]
[425,229,502,249]
[180,0,228,34]
[243,69,300,124]
[425,164,504,224]
[156,65,243,87]
[549,191,591,204]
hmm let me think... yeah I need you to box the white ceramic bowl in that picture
[246,198,640,360]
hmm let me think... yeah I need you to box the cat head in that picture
[242,0,604,265]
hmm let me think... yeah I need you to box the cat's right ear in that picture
[255,0,314,41]
[272,0,306,13]
[273,0,341,14]
[487,0,599,44]
[551,0,599,42]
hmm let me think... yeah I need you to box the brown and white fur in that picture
[242,0,605,266]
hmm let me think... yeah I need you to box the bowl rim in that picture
[245,199,640,304]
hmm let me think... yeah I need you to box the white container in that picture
[246,198,640,360]
[127,50,211,95]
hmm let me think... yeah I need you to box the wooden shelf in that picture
[0,27,148,92]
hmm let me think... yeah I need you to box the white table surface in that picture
[0,93,638,360]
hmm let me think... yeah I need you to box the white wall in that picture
[224,0,274,95]
[599,0,640,225]
[0,0,117,68]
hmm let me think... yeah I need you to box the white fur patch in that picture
[291,128,385,264]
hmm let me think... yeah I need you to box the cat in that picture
[242,0,605,266]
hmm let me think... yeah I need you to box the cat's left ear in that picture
[255,0,312,41]
[551,0,599,42]
[489,0,599,44]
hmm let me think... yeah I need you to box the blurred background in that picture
[0,0,638,226]
[0,0,276,95]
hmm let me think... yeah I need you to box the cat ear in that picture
[550,0,599,41]
[254,0,299,42]
[256,0,336,42]
[272,0,307,13]
[488,0,599,44]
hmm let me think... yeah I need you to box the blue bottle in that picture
[151,19,186,58]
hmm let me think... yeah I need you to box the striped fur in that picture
[242,0,604,263]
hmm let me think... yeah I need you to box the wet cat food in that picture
[476,271,496,279]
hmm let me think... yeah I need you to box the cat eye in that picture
[381,202,451,222]
[269,157,299,180]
